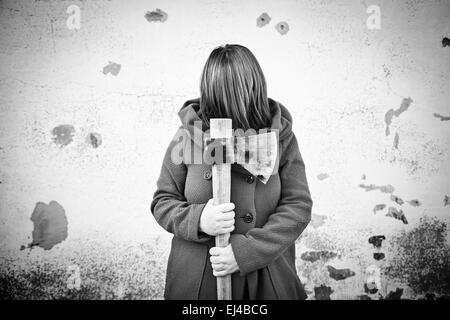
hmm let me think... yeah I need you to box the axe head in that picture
[204,131,279,184]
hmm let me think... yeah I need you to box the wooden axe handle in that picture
[210,119,232,300]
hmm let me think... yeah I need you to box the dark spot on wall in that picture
[102,61,121,76]
[314,285,333,300]
[433,113,450,121]
[369,235,386,248]
[393,132,399,148]
[384,98,413,136]
[442,37,450,47]
[408,199,421,207]
[386,207,408,224]
[301,251,338,263]
[396,98,412,116]
[391,194,404,205]
[359,183,395,194]
[275,21,289,35]
[383,64,391,78]
[373,252,385,260]
[29,201,68,250]
[52,125,75,147]
[385,288,403,300]
[144,8,168,23]
[361,174,366,180]
[310,213,327,228]
[357,294,372,300]
[86,132,102,148]
[256,12,271,27]
[364,282,378,294]
[317,173,329,180]
[444,195,450,206]
[327,266,355,281]
[387,216,450,294]
[384,109,394,136]
[373,204,386,214]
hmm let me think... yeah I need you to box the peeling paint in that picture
[317,173,329,180]
[144,8,168,23]
[373,252,385,260]
[29,201,68,250]
[314,285,333,300]
[310,213,327,228]
[393,132,399,148]
[86,132,102,148]
[387,217,450,294]
[327,266,355,281]
[408,199,421,207]
[51,125,75,147]
[433,113,450,121]
[256,13,271,27]
[0,240,167,300]
[102,62,121,76]
[301,251,337,263]
[359,183,395,194]
[368,235,386,248]
[384,98,413,136]
[391,194,404,205]
[373,204,386,214]
[442,37,450,47]
[384,109,394,136]
[386,207,408,224]
[275,21,289,35]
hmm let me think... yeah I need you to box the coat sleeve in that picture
[230,132,313,275]
[150,130,211,243]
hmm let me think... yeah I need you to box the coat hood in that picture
[177,97,294,147]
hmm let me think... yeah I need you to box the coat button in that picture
[203,170,212,180]
[242,213,254,223]
[246,175,255,184]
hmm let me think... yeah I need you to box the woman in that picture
[151,44,313,300]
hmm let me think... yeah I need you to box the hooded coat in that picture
[150,97,313,300]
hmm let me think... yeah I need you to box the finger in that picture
[210,255,224,264]
[220,226,235,234]
[219,211,235,221]
[215,202,235,213]
[213,269,230,277]
[211,263,226,271]
[209,247,222,256]
[220,219,235,228]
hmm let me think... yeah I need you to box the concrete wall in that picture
[0,0,449,299]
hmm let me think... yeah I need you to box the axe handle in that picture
[210,119,232,300]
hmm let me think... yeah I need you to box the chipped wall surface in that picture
[0,0,449,300]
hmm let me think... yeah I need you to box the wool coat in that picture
[150,97,313,300]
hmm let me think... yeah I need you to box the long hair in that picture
[199,44,272,131]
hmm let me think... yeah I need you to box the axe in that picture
[208,119,278,300]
